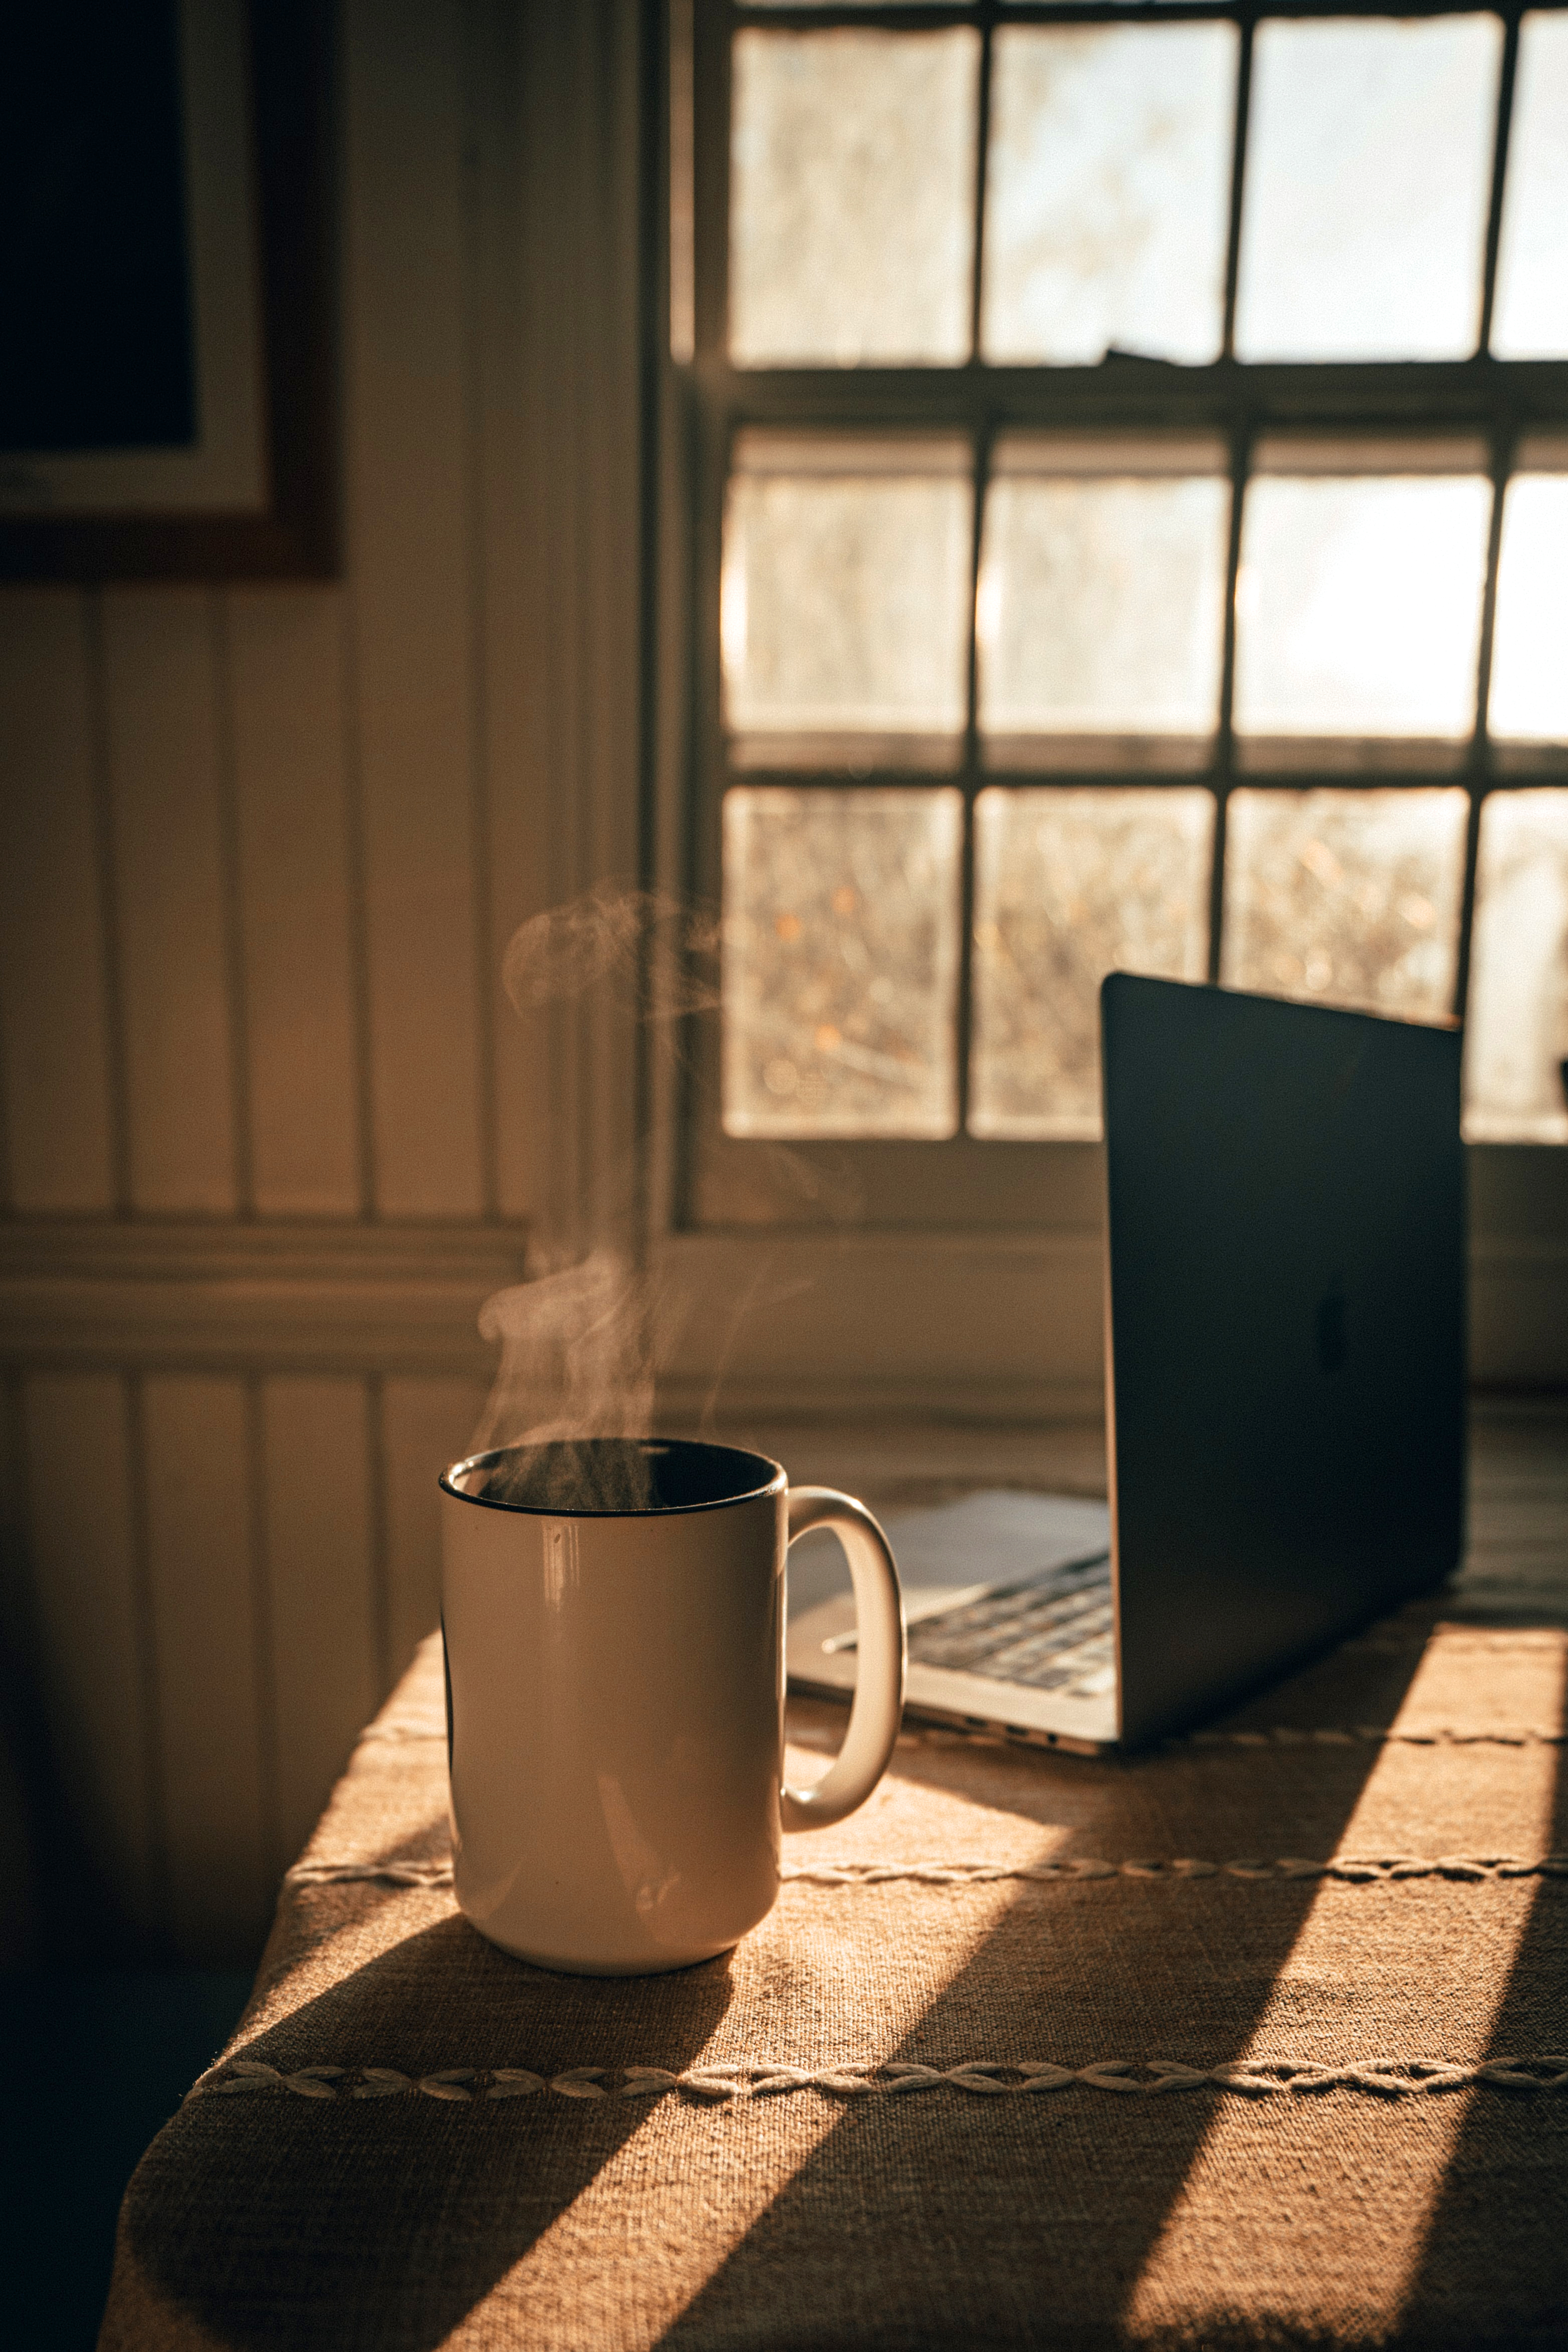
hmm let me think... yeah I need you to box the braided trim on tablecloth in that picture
[1175,1725,1565,1749]
[189,2054,1568,2105]
[354,1721,1568,1751]
[1344,1631,1568,1655]
[284,1852,1568,1892]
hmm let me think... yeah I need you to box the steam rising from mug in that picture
[472,884,718,1511]
[474,881,854,1504]
[502,880,720,1021]
[472,1251,664,1511]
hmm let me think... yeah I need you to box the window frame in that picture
[660,0,1568,1244]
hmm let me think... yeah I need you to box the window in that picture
[669,3,1568,1239]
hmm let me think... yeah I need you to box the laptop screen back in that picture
[1101,974,1465,1748]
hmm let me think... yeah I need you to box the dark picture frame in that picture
[0,0,337,581]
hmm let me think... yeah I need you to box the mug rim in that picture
[440,1435,787,1519]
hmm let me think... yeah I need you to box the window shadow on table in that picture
[117,1625,1435,2352]
[1395,1659,1568,2342]
[120,1911,736,2352]
[656,1644,1432,2351]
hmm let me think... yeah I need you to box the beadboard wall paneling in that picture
[0,0,645,1967]
[229,590,365,1217]
[0,1373,43,1967]
[474,0,554,1234]
[3,1361,492,1967]
[141,1376,273,1959]
[0,593,119,1213]
[0,1219,527,1377]
[101,591,241,1214]
[481,1,645,1245]
[382,1374,490,1685]
[343,0,488,1219]
[21,1373,159,1946]
[260,1376,379,1872]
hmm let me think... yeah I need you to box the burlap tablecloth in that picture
[101,1467,1568,2350]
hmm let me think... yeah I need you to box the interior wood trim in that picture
[0,1219,528,1375]
[0,1216,1560,1392]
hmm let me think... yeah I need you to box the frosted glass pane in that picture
[1234,19,1501,362]
[979,453,1229,761]
[722,788,962,1138]
[730,29,978,366]
[1221,789,1468,1018]
[722,439,973,765]
[1492,16,1568,357]
[1464,791,1568,1142]
[1233,475,1490,759]
[982,27,1236,365]
[1489,477,1568,744]
[970,788,1213,1140]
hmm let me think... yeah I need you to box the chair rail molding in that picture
[0,1219,528,1377]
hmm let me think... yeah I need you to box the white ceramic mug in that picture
[439,1436,905,1975]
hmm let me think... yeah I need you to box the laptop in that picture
[786,973,1467,1754]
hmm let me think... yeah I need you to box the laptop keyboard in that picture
[905,1557,1116,1699]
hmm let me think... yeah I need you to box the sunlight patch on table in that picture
[478,1851,1061,2352]
[1124,1630,1564,2343]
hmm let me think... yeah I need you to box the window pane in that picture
[970,787,1213,1140]
[729,29,978,366]
[1221,788,1468,1018]
[979,438,1229,766]
[722,435,973,768]
[1492,15,1568,357]
[722,787,962,1138]
[1233,459,1491,766]
[1489,470,1568,746]
[1464,791,1568,1143]
[982,26,1236,365]
[1234,18,1502,363]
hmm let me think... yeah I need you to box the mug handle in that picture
[780,1487,906,1831]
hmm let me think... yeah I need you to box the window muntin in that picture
[683,4,1568,1188]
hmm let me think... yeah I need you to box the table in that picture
[101,1413,1568,2350]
